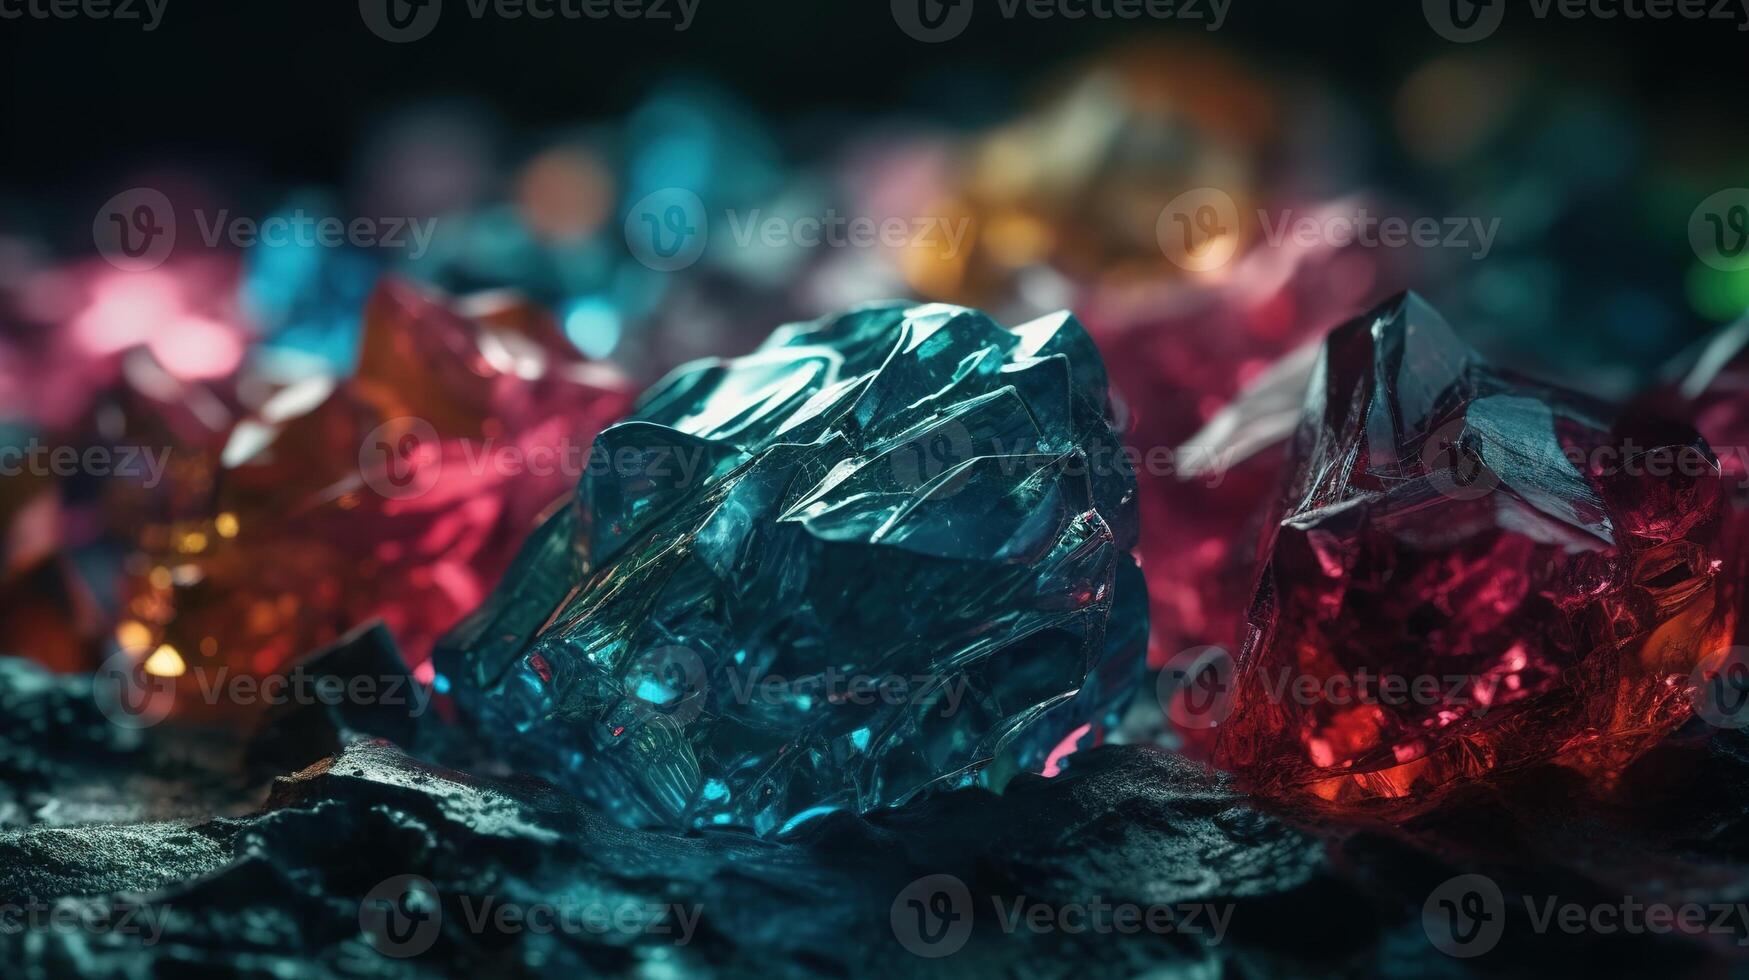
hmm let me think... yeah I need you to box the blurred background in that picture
[1,0,1746,708]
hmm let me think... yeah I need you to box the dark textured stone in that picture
[0,657,253,829]
[246,621,429,775]
[5,653,1749,977]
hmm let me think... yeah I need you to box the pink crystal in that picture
[1166,293,1735,811]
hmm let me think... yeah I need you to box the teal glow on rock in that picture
[436,302,1147,834]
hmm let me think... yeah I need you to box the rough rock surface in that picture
[2,656,1748,978]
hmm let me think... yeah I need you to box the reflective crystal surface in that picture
[1082,199,1409,666]
[1647,314,1749,659]
[438,302,1146,834]
[121,280,630,679]
[1167,293,1734,811]
[1654,314,1749,489]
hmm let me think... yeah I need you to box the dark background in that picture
[3,0,1744,195]
[4,0,1749,387]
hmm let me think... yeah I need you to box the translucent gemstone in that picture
[1167,293,1734,811]
[1081,209,1404,667]
[121,280,631,676]
[1651,314,1749,488]
[437,302,1147,834]
[1646,314,1749,660]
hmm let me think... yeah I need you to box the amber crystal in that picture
[1166,293,1735,811]
[118,281,630,678]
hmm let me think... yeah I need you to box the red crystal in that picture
[1652,316,1749,488]
[1081,202,1408,666]
[1166,293,1735,811]
[1647,314,1749,671]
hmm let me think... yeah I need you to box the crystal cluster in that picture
[869,41,1273,306]
[438,302,1146,834]
[119,280,630,678]
[1168,294,1735,810]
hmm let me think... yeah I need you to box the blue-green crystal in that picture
[436,302,1147,834]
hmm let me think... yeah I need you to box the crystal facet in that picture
[438,302,1146,834]
[1168,293,1734,811]
[1082,202,1408,665]
[122,280,631,677]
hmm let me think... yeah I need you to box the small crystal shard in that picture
[438,302,1146,834]
[1168,293,1734,811]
